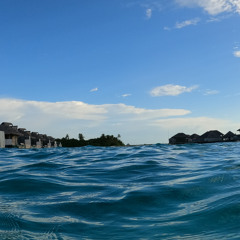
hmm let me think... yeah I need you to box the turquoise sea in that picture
[0,142,240,239]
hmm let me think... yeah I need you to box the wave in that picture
[0,143,240,239]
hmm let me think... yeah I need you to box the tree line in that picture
[56,133,124,147]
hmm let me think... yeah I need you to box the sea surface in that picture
[0,142,240,239]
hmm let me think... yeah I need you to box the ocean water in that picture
[0,143,240,239]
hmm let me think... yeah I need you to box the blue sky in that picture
[1,0,240,144]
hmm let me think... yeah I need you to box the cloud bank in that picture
[0,98,237,144]
[0,98,189,143]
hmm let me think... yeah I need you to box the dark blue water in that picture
[0,143,240,239]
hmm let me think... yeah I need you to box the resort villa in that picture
[0,122,60,148]
[169,130,240,145]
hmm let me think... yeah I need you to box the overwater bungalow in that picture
[47,136,55,147]
[188,134,200,143]
[18,128,32,148]
[169,133,190,144]
[31,132,42,148]
[223,131,238,142]
[169,129,240,145]
[0,122,22,147]
[0,122,59,148]
[41,134,48,147]
[197,130,223,143]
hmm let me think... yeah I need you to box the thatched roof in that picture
[169,132,190,144]
[1,122,13,127]
[200,130,223,139]
[223,131,236,138]
[18,128,31,137]
[190,134,199,139]
[0,122,22,136]
[47,136,55,142]
[30,132,40,139]
[171,133,189,139]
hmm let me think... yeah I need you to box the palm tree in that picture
[78,133,84,141]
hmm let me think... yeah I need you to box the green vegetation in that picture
[56,133,125,147]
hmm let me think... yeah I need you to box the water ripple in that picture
[0,143,240,239]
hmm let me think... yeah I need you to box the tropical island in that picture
[56,133,124,147]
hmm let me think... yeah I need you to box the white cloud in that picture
[90,88,98,92]
[134,1,163,19]
[204,89,220,95]
[233,50,240,57]
[163,26,171,31]
[122,94,131,98]
[0,98,191,144]
[206,17,221,22]
[0,98,191,121]
[105,103,190,118]
[153,117,229,130]
[176,0,240,15]
[150,84,198,97]
[0,98,238,144]
[146,8,152,19]
[140,1,163,12]
[175,18,200,28]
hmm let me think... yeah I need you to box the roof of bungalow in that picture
[223,131,236,138]
[0,122,22,136]
[31,132,39,138]
[18,128,31,136]
[31,132,39,135]
[169,132,190,144]
[170,133,190,139]
[1,122,13,127]
[40,134,49,142]
[190,134,199,139]
[47,136,55,142]
[200,130,224,138]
